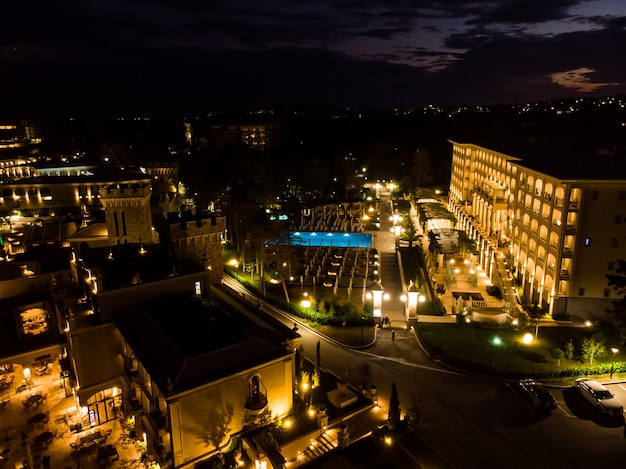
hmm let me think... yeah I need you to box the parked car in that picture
[518,379,557,411]
[575,378,624,417]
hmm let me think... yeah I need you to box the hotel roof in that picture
[451,137,626,181]
[116,291,297,395]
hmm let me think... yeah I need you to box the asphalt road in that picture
[223,279,626,468]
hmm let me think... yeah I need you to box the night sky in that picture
[3,1,626,118]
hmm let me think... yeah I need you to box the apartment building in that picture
[448,140,626,320]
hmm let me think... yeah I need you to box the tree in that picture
[564,339,575,360]
[294,346,303,388]
[581,333,607,364]
[404,393,430,428]
[606,259,626,344]
[315,340,321,386]
[551,348,565,366]
[388,382,401,429]
[400,223,419,248]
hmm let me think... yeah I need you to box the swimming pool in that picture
[289,231,372,248]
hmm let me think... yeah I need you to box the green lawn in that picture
[417,322,626,382]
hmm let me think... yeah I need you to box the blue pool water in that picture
[289,231,372,248]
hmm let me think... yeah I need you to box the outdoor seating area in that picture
[0,359,150,468]
[285,245,378,303]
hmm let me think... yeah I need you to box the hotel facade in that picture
[448,140,626,320]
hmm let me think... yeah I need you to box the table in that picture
[97,444,119,463]
[23,394,43,408]
[34,431,54,446]
[27,413,48,426]
[80,430,102,446]
[34,354,53,365]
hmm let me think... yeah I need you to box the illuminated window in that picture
[584,238,592,246]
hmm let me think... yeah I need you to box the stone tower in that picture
[99,180,154,246]
[169,213,226,284]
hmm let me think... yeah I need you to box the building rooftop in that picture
[0,290,59,360]
[76,243,200,291]
[454,138,626,181]
[11,164,150,185]
[116,292,297,395]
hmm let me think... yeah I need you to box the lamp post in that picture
[360,316,365,346]
[610,347,619,379]
[406,280,419,322]
[370,280,384,320]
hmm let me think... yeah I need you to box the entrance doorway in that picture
[86,387,124,426]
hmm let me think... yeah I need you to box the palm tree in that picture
[400,224,419,248]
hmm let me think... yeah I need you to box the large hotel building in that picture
[448,139,626,320]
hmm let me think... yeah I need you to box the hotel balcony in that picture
[148,409,168,431]
[564,224,575,234]
[562,247,573,258]
[560,270,570,279]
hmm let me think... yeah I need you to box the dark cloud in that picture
[1,0,625,118]
[466,0,583,25]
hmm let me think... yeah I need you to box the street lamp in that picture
[610,347,619,379]
[370,280,384,320]
[360,316,365,345]
[406,280,419,321]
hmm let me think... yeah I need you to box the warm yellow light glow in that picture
[308,408,315,418]
[384,436,393,445]
[522,333,534,344]
[284,419,292,429]
[228,258,239,267]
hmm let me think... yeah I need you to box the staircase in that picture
[300,432,338,464]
